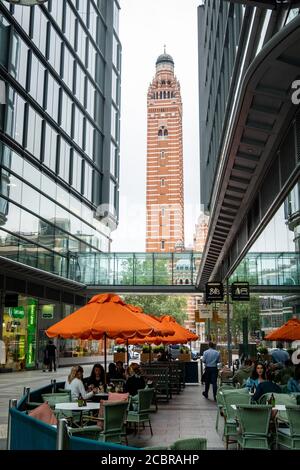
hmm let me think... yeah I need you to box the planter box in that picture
[178,353,191,362]
[140,353,150,363]
[113,352,126,363]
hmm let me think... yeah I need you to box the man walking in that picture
[202,341,220,401]
[45,340,57,372]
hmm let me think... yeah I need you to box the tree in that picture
[231,296,261,345]
[122,294,188,325]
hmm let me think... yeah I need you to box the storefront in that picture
[2,294,38,370]
[1,292,105,370]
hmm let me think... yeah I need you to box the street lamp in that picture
[5,0,49,6]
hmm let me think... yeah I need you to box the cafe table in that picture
[55,402,100,426]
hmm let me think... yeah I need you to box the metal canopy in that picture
[197,15,300,290]
[224,0,300,9]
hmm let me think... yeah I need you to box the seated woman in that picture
[65,365,95,401]
[115,361,126,379]
[107,362,117,383]
[86,363,105,389]
[124,363,145,396]
[245,362,266,390]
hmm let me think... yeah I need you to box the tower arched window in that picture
[160,91,163,99]
[156,92,158,99]
[171,91,174,98]
[167,91,170,98]
[158,126,168,140]
[163,91,166,99]
[161,240,165,250]
[161,178,165,187]
[160,151,165,159]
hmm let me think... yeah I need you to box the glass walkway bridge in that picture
[1,250,299,293]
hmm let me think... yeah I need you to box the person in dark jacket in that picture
[252,380,282,402]
[45,340,57,372]
[125,363,145,396]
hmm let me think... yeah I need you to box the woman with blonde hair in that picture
[65,365,96,401]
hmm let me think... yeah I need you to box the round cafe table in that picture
[55,402,100,426]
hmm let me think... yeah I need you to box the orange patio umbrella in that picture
[117,315,198,345]
[264,317,300,341]
[46,293,162,380]
[46,294,158,340]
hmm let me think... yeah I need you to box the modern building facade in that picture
[146,51,184,253]
[197,0,300,289]
[0,0,121,370]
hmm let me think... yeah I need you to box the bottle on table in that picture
[270,393,275,407]
[77,394,84,407]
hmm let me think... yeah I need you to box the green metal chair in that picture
[236,405,272,450]
[215,385,242,431]
[69,401,128,444]
[41,392,73,421]
[221,390,251,449]
[126,388,154,436]
[277,406,300,450]
[170,438,207,450]
[259,393,296,424]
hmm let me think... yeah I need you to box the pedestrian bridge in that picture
[1,251,299,295]
[74,251,300,294]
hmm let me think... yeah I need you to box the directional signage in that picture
[199,304,213,319]
[217,304,233,319]
[231,282,250,301]
[205,282,224,302]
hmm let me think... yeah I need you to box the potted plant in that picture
[140,345,150,363]
[153,345,164,359]
[113,346,126,363]
[257,346,270,362]
[178,346,191,362]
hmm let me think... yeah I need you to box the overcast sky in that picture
[111,0,201,252]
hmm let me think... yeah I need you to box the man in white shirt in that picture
[202,342,220,401]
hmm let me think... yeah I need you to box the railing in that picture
[8,382,137,450]
[230,252,300,286]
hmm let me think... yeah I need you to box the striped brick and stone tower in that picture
[146,49,184,252]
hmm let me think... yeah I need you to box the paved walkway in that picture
[0,365,224,450]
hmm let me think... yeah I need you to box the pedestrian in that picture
[202,341,220,401]
[45,340,57,372]
[271,342,289,365]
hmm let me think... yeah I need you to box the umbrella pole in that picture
[104,333,107,391]
[126,339,129,365]
[149,344,151,364]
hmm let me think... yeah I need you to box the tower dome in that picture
[156,47,174,71]
[156,52,174,67]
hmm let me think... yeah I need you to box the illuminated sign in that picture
[8,306,25,319]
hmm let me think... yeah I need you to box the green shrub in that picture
[257,346,268,355]
[180,346,190,354]
[142,345,150,353]
[115,346,126,353]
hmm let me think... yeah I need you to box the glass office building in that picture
[0,0,121,369]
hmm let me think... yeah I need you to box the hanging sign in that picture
[205,282,224,301]
[231,282,250,301]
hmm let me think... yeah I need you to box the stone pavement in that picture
[0,364,225,450]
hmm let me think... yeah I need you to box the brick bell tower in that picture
[146,48,184,253]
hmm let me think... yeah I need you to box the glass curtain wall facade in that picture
[0,0,121,370]
[198,0,300,212]
[0,0,121,279]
